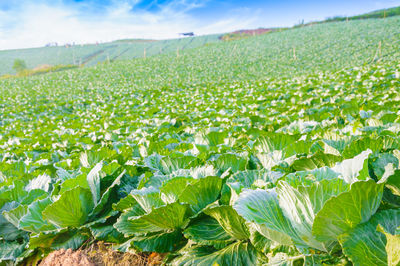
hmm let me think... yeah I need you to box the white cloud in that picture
[0,0,272,50]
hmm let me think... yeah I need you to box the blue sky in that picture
[0,0,399,50]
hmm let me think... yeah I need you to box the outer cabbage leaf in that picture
[0,202,26,241]
[160,177,193,204]
[19,197,56,233]
[276,179,349,251]
[132,230,185,253]
[113,205,147,236]
[171,242,259,266]
[338,209,400,266]
[42,187,94,228]
[116,202,192,235]
[249,224,272,253]
[267,253,305,266]
[183,216,234,248]
[29,228,89,250]
[228,169,283,189]
[377,225,400,266]
[203,205,249,240]
[178,176,223,213]
[233,189,299,246]
[89,220,126,244]
[255,134,297,153]
[313,180,384,242]
[0,240,26,263]
[292,152,342,171]
[284,167,340,188]
[330,149,372,183]
[2,204,27,228]
[130,187,164,213]
[159,155,198,175]
[86,162,103,204]
[213,153,247,173]
[385,170,400,196]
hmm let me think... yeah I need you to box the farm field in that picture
[1,16,400,265]
[0,34,221,76]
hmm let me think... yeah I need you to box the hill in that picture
[220,5,400,40]
[0,16,400,265]
[293,5,400,28]
[326,5,400,22]
[0,34,221,75]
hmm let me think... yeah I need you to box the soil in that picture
[39,249,94,266]
[39,242,163,266]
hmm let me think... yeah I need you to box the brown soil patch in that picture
[39,242,163,266]
[39,249,94,266]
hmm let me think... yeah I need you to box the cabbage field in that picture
[0,34,221,76]
[1,16,400,265]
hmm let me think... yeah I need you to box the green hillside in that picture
[326,5,400,22]
[0,34,221,75]
[1,16,400,265]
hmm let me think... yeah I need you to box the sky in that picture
[0,0,399,50]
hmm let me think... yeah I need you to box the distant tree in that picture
[13,59,27,73]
